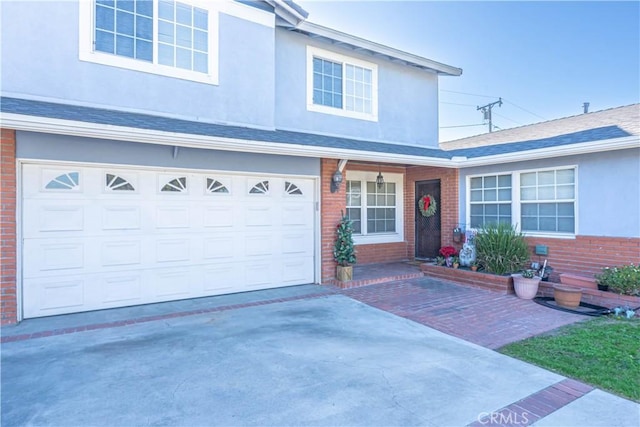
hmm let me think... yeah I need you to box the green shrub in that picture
[595,264,640,296]
[333,212,356,266]
[475,222,530,275]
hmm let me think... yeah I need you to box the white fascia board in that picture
[454,135,640,168]
[1,113,454,167]
[296,21,462,77]
[265,0,307,26]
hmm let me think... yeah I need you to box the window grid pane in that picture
[96,0,209,72]
[95,0,153,61]
[346,181,362,234]
[312,57,343,109]
[469,174,512,228]
[519,168,575,233]
[158,0,209,72]
[344,64,373,114]
[366,181,396,233]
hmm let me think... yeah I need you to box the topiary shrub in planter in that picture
[333,212,357,281]
[595,264,640,296]
[475,222,530,275]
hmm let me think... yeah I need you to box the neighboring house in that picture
[0,1,638,325]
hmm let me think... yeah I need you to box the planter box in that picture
[559,273,597,290]
[421,264,514,294]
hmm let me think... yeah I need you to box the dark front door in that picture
[415,180,441,259]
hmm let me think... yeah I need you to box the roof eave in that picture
[456,135,640,168]
[1,113,455,168]
[265,0,308,27]
[293,21,462,76]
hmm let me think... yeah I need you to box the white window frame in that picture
[306,46,379,122]
[79,0,220,85]
[466,165,578,239]
[346,171,403,245]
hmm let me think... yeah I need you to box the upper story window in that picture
[467,167,576,237]
[307,46,378,122]
[80,0,219,85]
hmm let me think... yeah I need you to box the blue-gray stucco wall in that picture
[458,148,640,238]
[274,29,440,147]
[16,132,320,176]
[1,1,276,128]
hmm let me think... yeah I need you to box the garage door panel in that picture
[102,205,142,230]
[203,236,236,260]
[152,269,191,298]
[156,238,191,263]
[100,275,143,304]
[203,205,235,228]
[23,278,85,318]
[155,206,190,229]
[282,257,314,284]
[101,240,142,267]
[22,163,317,318]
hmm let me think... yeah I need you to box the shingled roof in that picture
[440,104,640,150]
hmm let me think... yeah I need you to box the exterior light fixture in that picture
[376,167,384,189]
[330,170,343,193]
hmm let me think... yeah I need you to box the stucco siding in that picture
[1,1,276,128]
[274,29,439,147]
[458,148,640,238]
[16,132,320,176]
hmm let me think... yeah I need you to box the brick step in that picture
[330,272,424,289]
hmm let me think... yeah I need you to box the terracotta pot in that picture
[336,265,353,282]
[471,266,478,272]
[453,263,459,269]
[511,274,541,299]
[554,285,582,308]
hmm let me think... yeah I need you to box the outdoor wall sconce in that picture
[331,170,343,193]
[453,227,463,243]
[330,159,349,193]
[376,167,385,189]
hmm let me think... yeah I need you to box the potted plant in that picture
[439,246,458,268]
[451,256,460,269]
[435,256,446,266]
[470,261,479,272]
[511,269,541,300]
[333,212,356,281]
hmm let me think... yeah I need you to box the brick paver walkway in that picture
[343,277,587,349]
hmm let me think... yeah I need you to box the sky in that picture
[296,1,640,142]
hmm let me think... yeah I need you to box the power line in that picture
[493,112,524,126]
[441,89,498,99]
[502,99,546,120]
[440,101,477,107]
[440,123,487,129]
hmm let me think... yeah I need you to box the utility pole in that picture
[477,97,502,133]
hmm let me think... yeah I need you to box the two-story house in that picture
[3,1,638,326]
[0,0,463,323]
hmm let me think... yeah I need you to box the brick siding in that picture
[1,128,17,325]
[525,235,640,280]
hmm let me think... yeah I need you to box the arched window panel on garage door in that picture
[284,181,303,195]
[105,173,135,191]
[249,180,269,195]
[160,176,188,193]
[44,171,81,191]
[206,178,230,194]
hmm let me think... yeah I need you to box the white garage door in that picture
[21,163,316,318]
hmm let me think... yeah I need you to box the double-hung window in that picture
[80,0,218,84]
[345,172,403,244]
[469,174,512,228]
[467,167,576,236]
[307,46,378,121]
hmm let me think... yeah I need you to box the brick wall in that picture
[406,166,460,256]
[320,161,460,282]
[1,129,17,324]
[525,235,640,280]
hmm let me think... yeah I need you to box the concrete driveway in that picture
[2,290,638,426]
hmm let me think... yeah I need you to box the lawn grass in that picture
[499,317,640,402]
